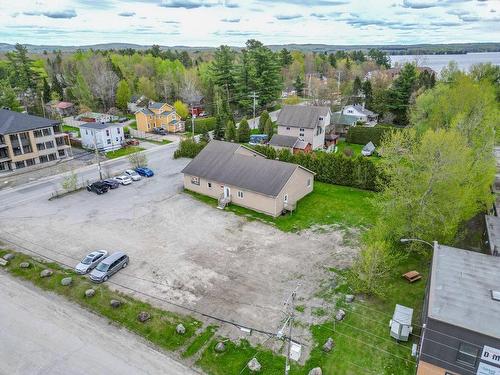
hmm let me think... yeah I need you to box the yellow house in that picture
[135,102,185,133]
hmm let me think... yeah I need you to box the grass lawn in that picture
[62,125,80,137]
[335,140,364,155]
[106,146,144,159]
[186,182,377,232]
[134,138,172,146]
[127,120,137,130]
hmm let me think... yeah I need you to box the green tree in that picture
[225,119,236,141]
[51,74,64,100]
[264,117,274,141]
[362,80,373,107]
[237,117,250,143]
[174,100,189,119]
[211,45,235,97]
[258,110,270,134]
[279,48,293,67]
[7,43,38,91]
[71,73,94,108]
[0,80,22,111]
[417,70,436,89]
[293,75,305,97]
[368,49,390,69]
[387,63,418,125]
[328,53,337,68]
[469,62,500,101]
[234,49,255,114]
[115,79,131,110]
[137,76,157,101]
[42,78,51,103]
[352,76,362,96]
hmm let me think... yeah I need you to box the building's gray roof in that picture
[80,122,125,130]
[352,104,376,116]
[0,109,60,135]
[269,134,299,148]
[428,244,500,339]
[137,108,154,115]
[149,102,166,109]
[485,215,500,256]
[294,140,309,150]
[277,105,330,129]
[181,140,313,197]
[331,113,358,126]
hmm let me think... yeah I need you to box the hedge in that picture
[253,145,380,191]
[184,117,216,135]
[174,139,207,159]
[346,124,400,146]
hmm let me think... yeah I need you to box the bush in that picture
[184,117,216,135]
[174,139,207,159]
[253,145,380,191]
[346,124,400,146]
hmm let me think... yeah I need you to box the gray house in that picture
[276,105,331,150]
[182,140,315,217]
[417,244,500,375]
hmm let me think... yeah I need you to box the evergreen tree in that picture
[258,110,269,134]
[293,75,305,97]
[225,119,236,141]
[214,113,225,139]
[387,63,418,125]
[362,80,373,108]
[264,117,274,141]
[211,45,236,98]
[115,79,131,110]
[279,48,293,67]
[234,50,255,115]
[42,78,51,103]
[352,76,362,96]
[368,49,391,69]
[6,43,38,91]
[417,70,436,89]
[0,80,22,111]
[51,74,64,100]
[328,53,337,68]
[345,57,352,71]
[237,117,251,143]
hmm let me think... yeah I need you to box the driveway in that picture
[0,272,198,375]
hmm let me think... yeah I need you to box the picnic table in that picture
[402,270,422,283]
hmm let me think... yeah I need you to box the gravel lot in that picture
[0,149,358,345]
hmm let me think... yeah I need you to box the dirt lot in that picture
[0,151,358,348]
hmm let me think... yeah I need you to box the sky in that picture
[1,0,499,46]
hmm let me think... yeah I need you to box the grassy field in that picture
[127,120,137,130]
[335,140,364,156]
[186,182,377,232]
[62,125,80,137]
[106,146,145,159]
[133,138,172,146]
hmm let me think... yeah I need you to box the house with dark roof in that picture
[127,95,149,113]
[341,104,378,125]
[135,102,184,133]
[276,105,331,150]
[269,134,312,154]
[329,113,359,137]
[0,109,72,173]
[182,140,315,217]
[417,244,500,375]
[80,122,126,152]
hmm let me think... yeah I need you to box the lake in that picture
[390,52,500,74]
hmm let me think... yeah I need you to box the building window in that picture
[33,130,43,138]
[26,158,35,166]
[116,137,119,142]
[307,178,311,187]
[19,132,29,141]
[85,130,89,135]
[319,116,323,121]
[58,150,65,157]
[15,161,25,169]
[208,182,212,188]
[107,139,111,145]
[299,133,304,137]
[12,147,22,156]
[36,143,45,151]
[237,191,244,198]
[456,343,479,367]
[191,176,200,185]
[284,194,288,203]
[42,128,52,136]
[45,141,54,149]
[22,145,32,153]
[299,128,305,132]
[286,127,290,130]
[39,155,49,163]
[117,127,121,134]
[106,129,110,136]
[48,153,57,161]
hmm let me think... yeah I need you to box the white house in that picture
[80,122,126,152]
[341,104,378,126]
[276,105,331,150]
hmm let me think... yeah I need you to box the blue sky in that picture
[1,0,499,46]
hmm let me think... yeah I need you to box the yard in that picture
[106,146,144,159]
[62,124,80,137]
[335,140,364,156]
[187,182,378,232]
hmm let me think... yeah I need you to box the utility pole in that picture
[191,106,195,139]
[277,284,300,375]
[249,91,259,128]
[93,130,103,180]
[40,91,46,118]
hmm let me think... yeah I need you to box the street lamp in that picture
[400,238,436,249]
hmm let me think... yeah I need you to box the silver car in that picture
[125,169,141,181]
[74,250,108,274]
[89,251,129,283]
[114,175,133,185]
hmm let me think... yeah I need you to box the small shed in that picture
[361,141,376,156]
[389,304,413,341]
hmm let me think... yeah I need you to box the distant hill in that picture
[1,42,499,55]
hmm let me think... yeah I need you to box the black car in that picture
[102,178,119,189]
[86,181,109,195]
[153,127,167,135]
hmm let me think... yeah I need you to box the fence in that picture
[129,129,169,142]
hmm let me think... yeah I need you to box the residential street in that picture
[0,272,198,375]
[0,142,178,211]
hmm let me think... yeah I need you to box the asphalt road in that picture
[0,272,198,375]
[0,142,178,211]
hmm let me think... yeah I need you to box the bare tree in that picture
[180,72,201,105]
[87,56,119,111]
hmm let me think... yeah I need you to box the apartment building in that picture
[135,102,184,133]
[0,109,72,173]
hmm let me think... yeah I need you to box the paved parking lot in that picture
[0,146,357,342]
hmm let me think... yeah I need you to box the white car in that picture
[125,169,141,181]
[74,250,108,274]
[114,175,133,185]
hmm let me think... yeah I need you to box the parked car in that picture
[153,127,167,135]
[114,175,132,185]
[118,117,128,123]
[86,181,109,195]
[125,169,141,181]
[102,178,120,189]
[135,167,154,177]
[126,139,139,146]
[89,251,129,283]
[74,250,108,274]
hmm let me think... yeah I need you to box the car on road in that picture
[135,167,154,177]
[102,178,120,189]
[114,175,133,185]
[89,251,129,283]
[86,181,109,195]
[126,139,139,146]
[74,250,108,274]
[125,169,141,181]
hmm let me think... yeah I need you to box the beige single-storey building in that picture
[181,140,315,217]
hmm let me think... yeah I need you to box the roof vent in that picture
[491,290,500,302]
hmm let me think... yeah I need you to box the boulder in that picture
[3,253,14,261]
[0,258,8,266]
[19,262,30,268]
[137,311,151,323]
[40,269,53,278]
[322,337,334,352]
[176,324,186,335]
[345,294,355,303]
[61,277,72,286]
[308,368,323,375]
[215,342,226,353]
[247,358,261,372]
[335,309,346,321]
[85,289,95,298]
[110,299,122,308]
